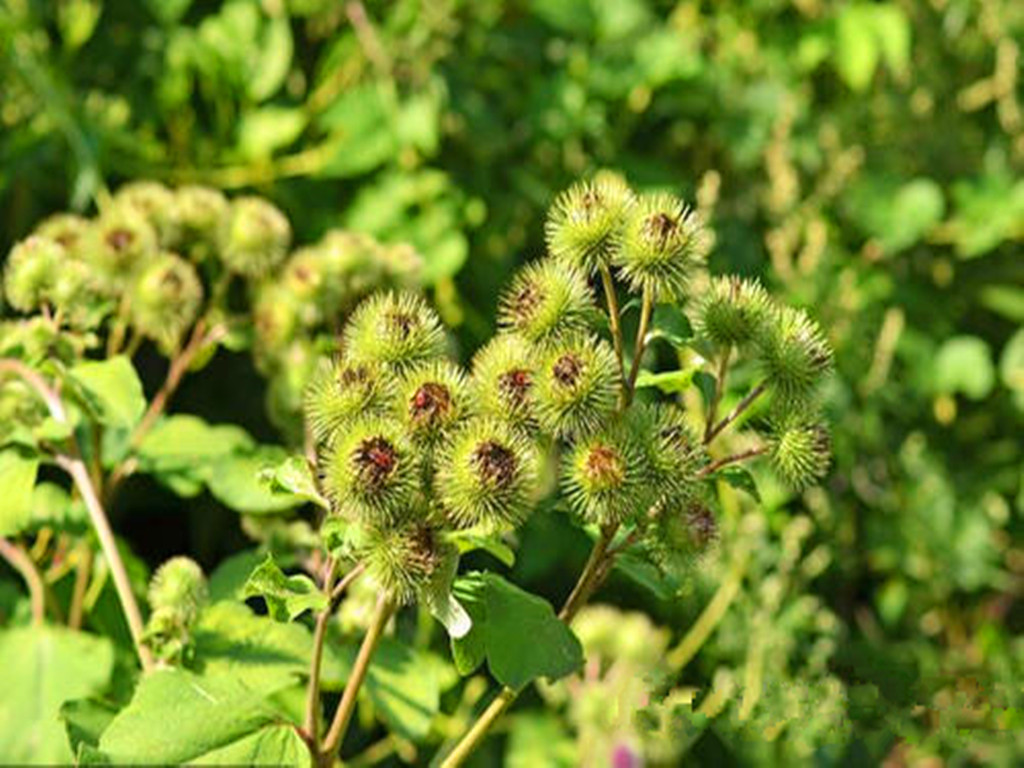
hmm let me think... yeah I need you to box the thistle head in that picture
[498,259,595,343]
[470,334,540,432]
[87,206,159,287]
[535,334,619,438]
[217,196,291,277]
[343,292,446,371]
[563,421,650,526]
[632,404,704,500]
[130,252,204,353]
[33,213,91,257]
[321,417,419,527]
[614,192,708,301]
[436,418,540,530]
[253,283,303,355]
[756,306,833,403]
[768,414,831,489]
[394,360,470,445]
[148,556,208,625]
[173,185,229,258]
[114,180,180,247]
[356,522,453,605]
[304,358,395,446]
[3,236,64,313]
[695,276,773,349]
[546,177,635,273]
[645,500,719,576]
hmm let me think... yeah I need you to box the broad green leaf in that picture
[192,602,311,694]
[97,670,281,764]
[242,555,327,621]
[880,179,945,253]
[68,356,146,429]
[420,547,471,639]
[191,724,310,766]
[204,446,305,514]
[248,13,293,102]
[718,467,762,502]
[872,4,911,77]
[208,548,266,602]
[447,529,516,567]
[451,572,583,690]
[259,454,329,510]
[238,106,307,159]
[635,367,697,394]
[143,0,192,24]
[650,304,693,348]
[0,626,114,763]
[693,370,717,408]
[136,415,254,471]
[933,336,995,400]
[979,285,1024,323]
[61,698,118,757]
[0,447,39,535]
[317,84,397,178]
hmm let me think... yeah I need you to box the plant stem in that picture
[704,346,732,443]
[696,446,767,478]
[0,537,46,625]
[320,591,395,765]
[440,524,621,768]
[68,545,94,629]
[666,559,745,671]
[59,454,153,670]
[704,380,767,444]
[304,558,339,745]
[598,265,627,387]
[625,286,654,403]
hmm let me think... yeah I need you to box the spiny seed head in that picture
[355,522,448,605]
[769,416,831,489]
[436,418,539,530]
[756,306,833,403]
[498,259,595,343]
[252,283,303,354]
[563,421,650,526]
[343,292,446,371]
[695,276,773,348]
[395,360,470,444]
[51,259,106,330]
[217,196,291,277]
[114,180,179,247]
[33,213,91,257]
[322,418,419,527]
[3,236,64,312]
[546,177,635,273]
[630,404,705,500]
[470,334,540,432]
[614,192,708,301]
[130,252,203,353]
[304,357,396,446]
[87,206,159,286]
[173,185,229,258]
[645,499,719,576]
[148,556,208,625]
[536,334,619,438]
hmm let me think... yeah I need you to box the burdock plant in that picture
[290,176,833,767]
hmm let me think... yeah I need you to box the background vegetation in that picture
[1,0,1021,764]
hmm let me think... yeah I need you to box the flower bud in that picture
[498,259,595,343]
[114,181,179,247]
[3,236,63,312]
[173,185,229,259]
[756,306,833,403]
[343,292,446,371]
[356,522,452,605]
[546,177,635,273]
[322,417,419,527]
[34,213,91,257]
[631,404,704,500]
[436,418,539,530]
[768,416,831,489]
[252,282,303,357]
[535,334,619,438]
[217,196,291,277]
[148,556,208,625]
[304,357,395,446]
[614,193,708,300]
[695,276,772,348]
[563,421,650,525]
[130,252,203,352]
[87,206,159,287]
[394,360,470,445]
[470,334,540,432]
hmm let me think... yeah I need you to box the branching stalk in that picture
[704,381,767,444]
[0,537,46,625]
[625,286,654,402]
[705,346,732,442]
[598,265,627,387]
[696,446,767,478]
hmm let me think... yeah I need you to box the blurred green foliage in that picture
[1,0,1022,764]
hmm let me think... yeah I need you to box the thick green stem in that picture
[599,266,627,389]
[625,286,654,403]
[319,591,394,766]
